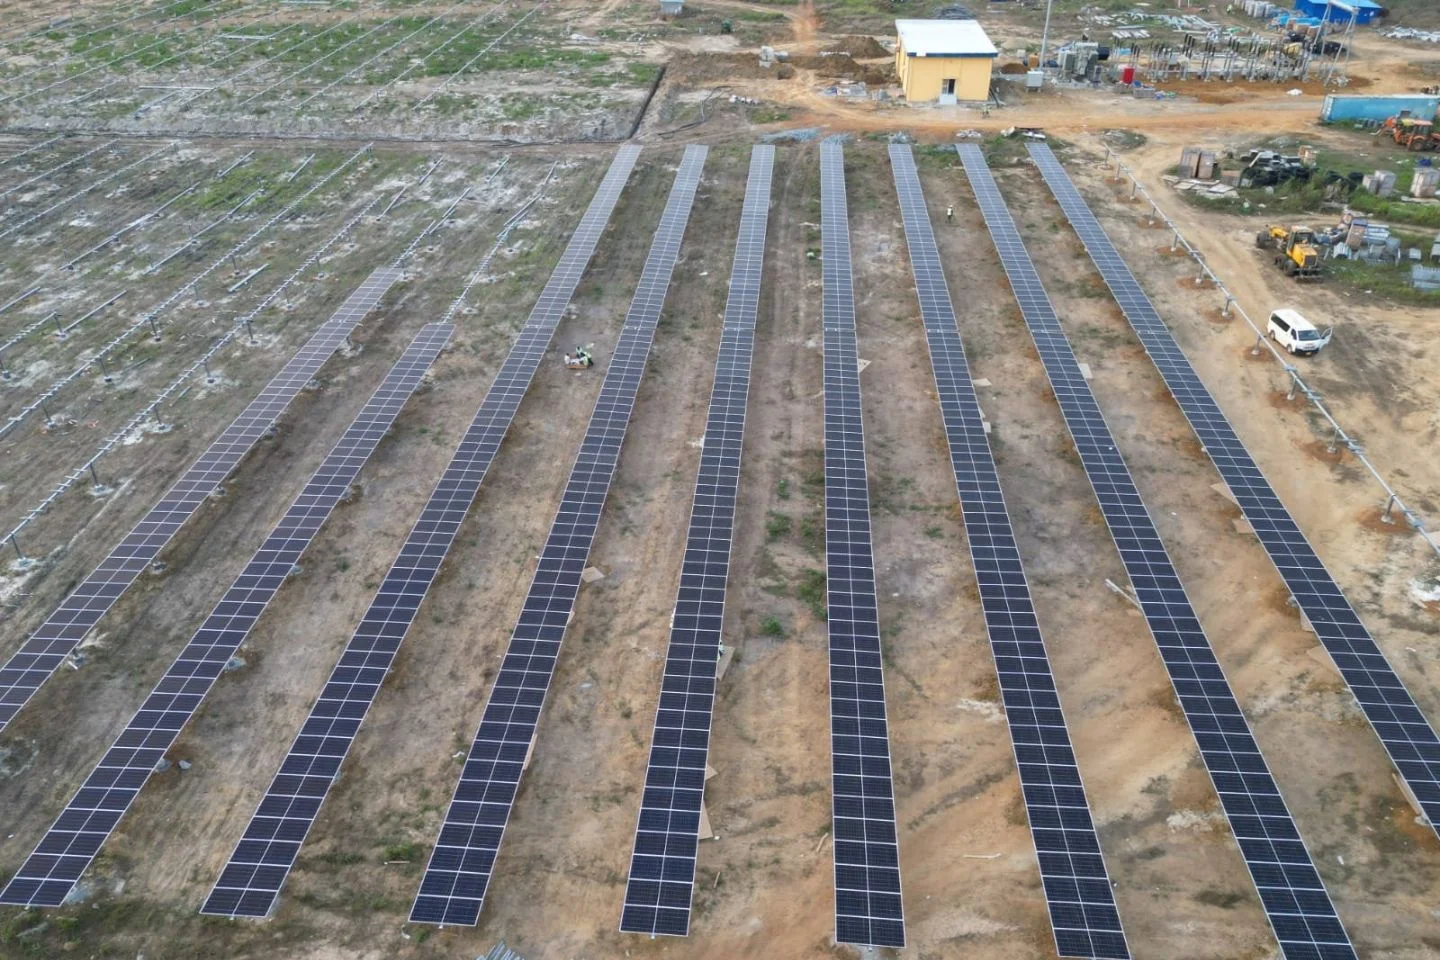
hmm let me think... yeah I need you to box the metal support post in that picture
[88,462,101,487]
[1328,426,1341,455]
[1252,334,1264,356]
[244,317,256,343]
[8,532,23,561]
[203,357,216,384]
[1222,295,1233,317]
[97,356,113,384]
[1383,494,1397,524]
[148,316,162,341]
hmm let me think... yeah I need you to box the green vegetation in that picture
[766,511,793,540]
[760,615,786,637]
[381,841,423,861]
[795,569,827,621]
[1325,258,1440,306]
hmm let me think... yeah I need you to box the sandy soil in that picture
[3,0,1440,957]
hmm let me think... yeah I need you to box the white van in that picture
[1267,308,1332,355]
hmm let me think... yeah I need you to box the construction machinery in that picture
[563,344,594,369]
[1256,224,1323,280]
[1380,115,1437,151]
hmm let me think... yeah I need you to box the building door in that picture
[940,77,957,105]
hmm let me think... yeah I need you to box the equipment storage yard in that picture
[4,0,1440,959]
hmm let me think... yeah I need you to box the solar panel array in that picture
[957,145,1357,960]
[819,141,906,950]
[619,144,775,939]
[200,144,644,920]
[0,266,403,735]
[1028,142,1440,839]
[0,324,452,910]
[887,144,1129,960]
[409,144,708,928]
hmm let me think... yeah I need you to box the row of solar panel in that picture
[0,144,639,913]
[1025,143,1440,843]
[1,140,1421,959]
[888,144,1129,960]
[956,145,1358,960]
[619,145,777,939]
[817,140,907,951]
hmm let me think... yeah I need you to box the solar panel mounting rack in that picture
[199,144,643,920]
[819,140,906,950]
[888,143,1129,960]
[958,144,1357,960]
[0,323,452,910]
[0,265,403,735]
[619,144,775,939]
[409,144,709,928]
[1028,141,1440,842]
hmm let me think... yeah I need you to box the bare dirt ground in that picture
[4,0,1440,957]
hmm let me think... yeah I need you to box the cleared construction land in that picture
[1,1,1440,958]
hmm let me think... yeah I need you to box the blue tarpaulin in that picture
[1293,0,1383,26]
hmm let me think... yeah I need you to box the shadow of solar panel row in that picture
[886,144,1129,960]
[958,145,1356,960]
[1027,143,1440,840]
[620,144,774,940]
[819,141,905,951]
[0,323,451,911]
[0,265,403,735]
[199,145,643,921]
[409,144,708,929]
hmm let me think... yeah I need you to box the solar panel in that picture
[887,144,1129,960]
[619,144,775,940]
[819,141,906,951]
[0,323,452,911]
[957,145,1357,960]
[407,145,708,929]
[0,266,403,735]
[1027,142,1440,842]
[198,144,644,921]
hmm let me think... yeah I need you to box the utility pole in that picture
[1039,0,1055,72]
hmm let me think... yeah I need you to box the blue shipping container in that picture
[1322,95,1440,124]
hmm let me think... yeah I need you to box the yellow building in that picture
[895,19,997,104]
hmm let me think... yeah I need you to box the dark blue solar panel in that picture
[1028,142,1440,843]
[820,140,906,951]
[198,144,644,920]
[0,266,404,735]
[0,324,451,910]
[958,144,1357,960]
[888,143,1129,960]
[619,145,774,939]
[408,145,708,929]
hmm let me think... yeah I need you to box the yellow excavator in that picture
[1256,224,1323,281]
